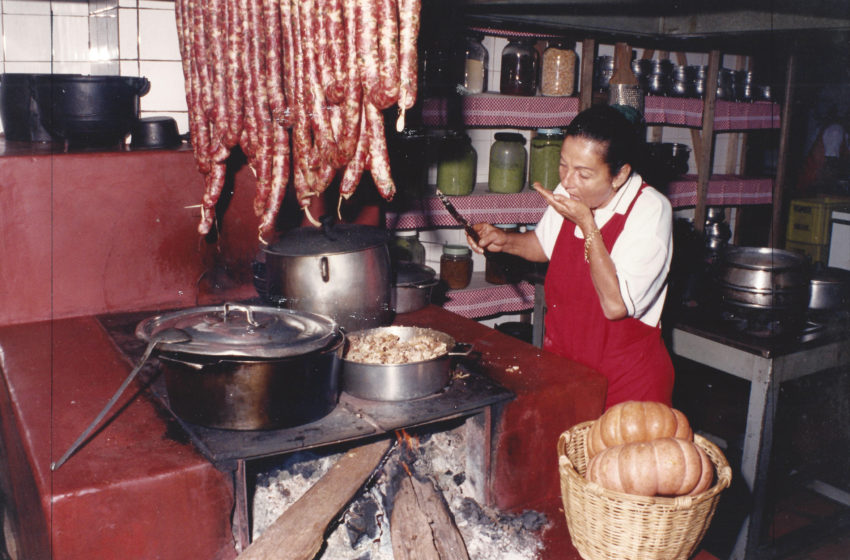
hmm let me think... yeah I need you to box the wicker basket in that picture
[558,421,732,560]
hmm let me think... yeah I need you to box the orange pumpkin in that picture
[586,437,714,497]
[587,401,693,458]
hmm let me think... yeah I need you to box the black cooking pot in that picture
[136,304,343,430]
[0,73,55,142]
[2,73,150,147]
[130,116,183,149]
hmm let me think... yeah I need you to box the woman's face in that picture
[558,136,630,210]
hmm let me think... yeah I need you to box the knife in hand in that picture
[435,189,480,244]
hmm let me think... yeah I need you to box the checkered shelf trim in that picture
[442,280,536,319]
[422,95,779,131]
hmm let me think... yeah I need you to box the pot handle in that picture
[133,77,152,96]
[447,342,473,357]
[223,302,261,326]
[320,256,330,283]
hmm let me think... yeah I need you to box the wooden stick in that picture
[771,50,797,248]
[694,49,721,233]
[238,438,392,560]
[579,38,596,111]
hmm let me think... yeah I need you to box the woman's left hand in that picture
[533,184,595,233]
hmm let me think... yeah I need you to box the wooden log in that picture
[238,438,392,560]
[391,474,470,560]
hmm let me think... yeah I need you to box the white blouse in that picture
[534,173,673,327]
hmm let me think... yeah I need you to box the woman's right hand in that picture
[467,223,507,254]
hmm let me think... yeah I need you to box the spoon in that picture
[51,327,191,471]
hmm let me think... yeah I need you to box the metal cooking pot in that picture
[393,262,438,314]
[716,247,809,310]
[341,326,472,401]
[808,268,850,311]
[263,223,393,333]
[136,303,343,430]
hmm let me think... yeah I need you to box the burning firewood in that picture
[238,438,392,560]
[390,473,470,560]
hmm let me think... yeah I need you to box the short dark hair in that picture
[565,105,641,177]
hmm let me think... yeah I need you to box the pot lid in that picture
[264,223,388,257]
[135,304,340,358]
[394,262,436,287]
[723,247,808,271]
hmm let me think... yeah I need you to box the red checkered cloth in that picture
[422,94,779,130]
[644,97,781,130]
[467,26,566,40]
[386,189,547,230]
[442,280,536,319]
[666,175,774,206]
[423,95,580,129]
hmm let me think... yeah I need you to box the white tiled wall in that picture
[0,0,188,135]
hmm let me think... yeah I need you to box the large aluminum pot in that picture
[136,303,343,430]
[341,326,472,401]
[716,247,809,310]
[263,224,393,333]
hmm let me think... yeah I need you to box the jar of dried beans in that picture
[440,245,473,289]
[500,38,539,96]
[540,40,577,96]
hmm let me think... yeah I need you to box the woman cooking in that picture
[468,105,674,409]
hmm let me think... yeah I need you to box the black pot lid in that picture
[264,224,388,257]
[394,262,436,287]
[135,304,340,358]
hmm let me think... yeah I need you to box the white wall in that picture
[0,0,188,134]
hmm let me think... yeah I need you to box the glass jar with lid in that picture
[440,244,472,289]
[488,132,527,193]
[529,128,564,191]
[461,34,488,94]
[540,40,577,96]
[499,38,539,96]
[436,131,477,195]
[391,230,426,265]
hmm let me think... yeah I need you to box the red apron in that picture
[543,183,674,409]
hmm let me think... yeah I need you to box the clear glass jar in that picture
[540,40,577,96]
[440,244,472,289]
[391,230,426,265]
[436,131,477,195]
[488,132,527,193]
[529,128,564,191]
[499,38,539,96]
[461,34,488,94]
[485,224,526,284]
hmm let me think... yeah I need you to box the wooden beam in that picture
[694,50,721,234]
[771,51,797,248]
[579,38,596,111]
[238,438,392,560]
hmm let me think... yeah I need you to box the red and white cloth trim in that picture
[422,95,780,131]
[666,175,774,206]
[442,281,536,319]
[644,97,780,130]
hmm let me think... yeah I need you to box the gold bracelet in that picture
[584,226,601,263]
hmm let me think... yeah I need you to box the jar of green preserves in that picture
[391,230,426,265]
[488,132,527,193]
[529,128,563,191]
[437,131,477,195]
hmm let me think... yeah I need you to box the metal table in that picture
[671,319,850,560]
